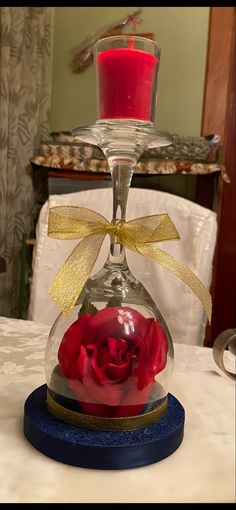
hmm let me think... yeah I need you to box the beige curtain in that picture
[0,7,52,317]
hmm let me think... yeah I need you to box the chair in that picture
[28,188,217,346]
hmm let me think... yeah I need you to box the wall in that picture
[50,7,210,137]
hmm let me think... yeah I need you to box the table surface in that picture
[0,316,235,503]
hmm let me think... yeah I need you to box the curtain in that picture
[0,7,52,317]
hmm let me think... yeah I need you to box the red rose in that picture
[58,307,168,417]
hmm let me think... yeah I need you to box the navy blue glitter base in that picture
[24,384,185,470]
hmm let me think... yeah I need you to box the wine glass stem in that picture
[106,161,134,267]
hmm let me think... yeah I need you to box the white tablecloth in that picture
[0,316,235,503]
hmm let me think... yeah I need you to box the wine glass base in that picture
[72,120,172,160]
[24,384,185,470]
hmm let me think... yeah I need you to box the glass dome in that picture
[45,261,174,426]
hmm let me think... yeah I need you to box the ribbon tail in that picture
[48,234,106,316]
[133,244,212,323]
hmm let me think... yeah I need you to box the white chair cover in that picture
[28,188,217,346]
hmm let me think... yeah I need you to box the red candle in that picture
[97,47,158,121]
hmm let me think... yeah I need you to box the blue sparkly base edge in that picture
[24,384,185,470]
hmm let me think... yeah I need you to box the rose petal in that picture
[105,359,131,381]
[69,345,123,407]
[147,320,169,374]
[85,307,150,344]
[95,342,114,366]
[90,345,110,385]
[107,336,127,357]
[58,313,92,377]
[69,344,88,383]
[134,320,168,389]
[113,380,154,417]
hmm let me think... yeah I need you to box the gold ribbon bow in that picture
[48,205,212,322]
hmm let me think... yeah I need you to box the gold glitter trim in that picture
[46,390,168,431]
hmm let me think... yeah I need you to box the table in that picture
[0,316,235,503]
[31,135,228,223]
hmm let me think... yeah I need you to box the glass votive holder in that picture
[93,35,161,124]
